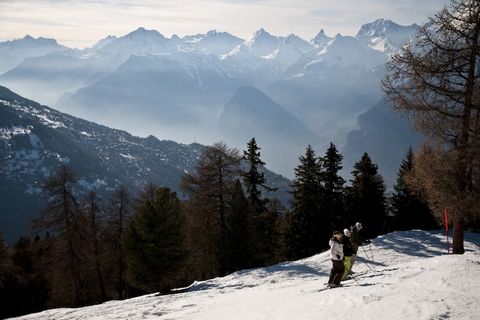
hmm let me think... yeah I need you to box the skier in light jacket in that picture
[327,231,345,288]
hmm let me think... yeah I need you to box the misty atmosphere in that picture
[1,0,479,319]
[0,20,421,182]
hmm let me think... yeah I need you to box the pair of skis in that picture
[319,270,369,291]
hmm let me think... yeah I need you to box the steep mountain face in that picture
[220,87,319,173]
[342,99,423,188]
[62,53,249,141]
[0,35,67,74]
[220,86,318,141]
[0,86,291,242]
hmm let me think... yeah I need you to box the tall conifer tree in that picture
[124,187,187,293]
[286,145,324,259]
[392,148,438,230]
[224,180,254,272]
[242,138,278,266]
[321,143,346,230]
[347,153,386,239]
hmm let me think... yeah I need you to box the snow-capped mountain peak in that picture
[97,27,171,59]
[206,30,220,36]
[179,30,243,55]
[123,27,166,40]
[240,29,280,56]
[249,28,278,44]
[92,35,117,50]
[356,18,419,54]
[311,29,332,48]
[357,19,401,36]
[252,28,271,38]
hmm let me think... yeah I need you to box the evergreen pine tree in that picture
[124,187,188,293]
[224,180,254,272]
[392,148,438,230]
[347,153,386,239]
[242,138,279,266]
[321,142,346,230]
[286,145,324,259]
[10,236,49,316]
[242,138,275,213]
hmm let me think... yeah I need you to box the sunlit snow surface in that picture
[10,230,480,320]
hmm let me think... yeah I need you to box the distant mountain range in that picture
[0,86,291,242]
[0,18,422,185]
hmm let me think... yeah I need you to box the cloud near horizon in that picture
[0,0,449,48]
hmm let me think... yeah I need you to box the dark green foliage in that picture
[253,202,283,266]
[286,145,325,260]
[321,142,346,230]
[0,235,48,319]
[124,187,187,293]
[347,153,386,239]
[242,138,274,213]
[392,148,438,231]
[224,180,254,272]
[242,138,280,266]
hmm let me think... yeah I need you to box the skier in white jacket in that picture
[327,230,345,288]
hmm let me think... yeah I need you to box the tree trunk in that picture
[452,215,465,254]
[95,256,107,301]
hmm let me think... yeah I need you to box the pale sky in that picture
[0,0,450,48]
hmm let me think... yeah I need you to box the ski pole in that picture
[369,243,374,264]
[360,258,376,273]
[361,245,376,273]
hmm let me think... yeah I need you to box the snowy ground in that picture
[10,230,480,320]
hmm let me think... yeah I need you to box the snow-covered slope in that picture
[11,230,480,320]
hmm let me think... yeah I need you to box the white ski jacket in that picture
[329,238,344,261]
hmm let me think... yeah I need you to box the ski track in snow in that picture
[9,230,480,320]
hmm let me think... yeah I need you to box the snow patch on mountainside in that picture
[1,100,67,129]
